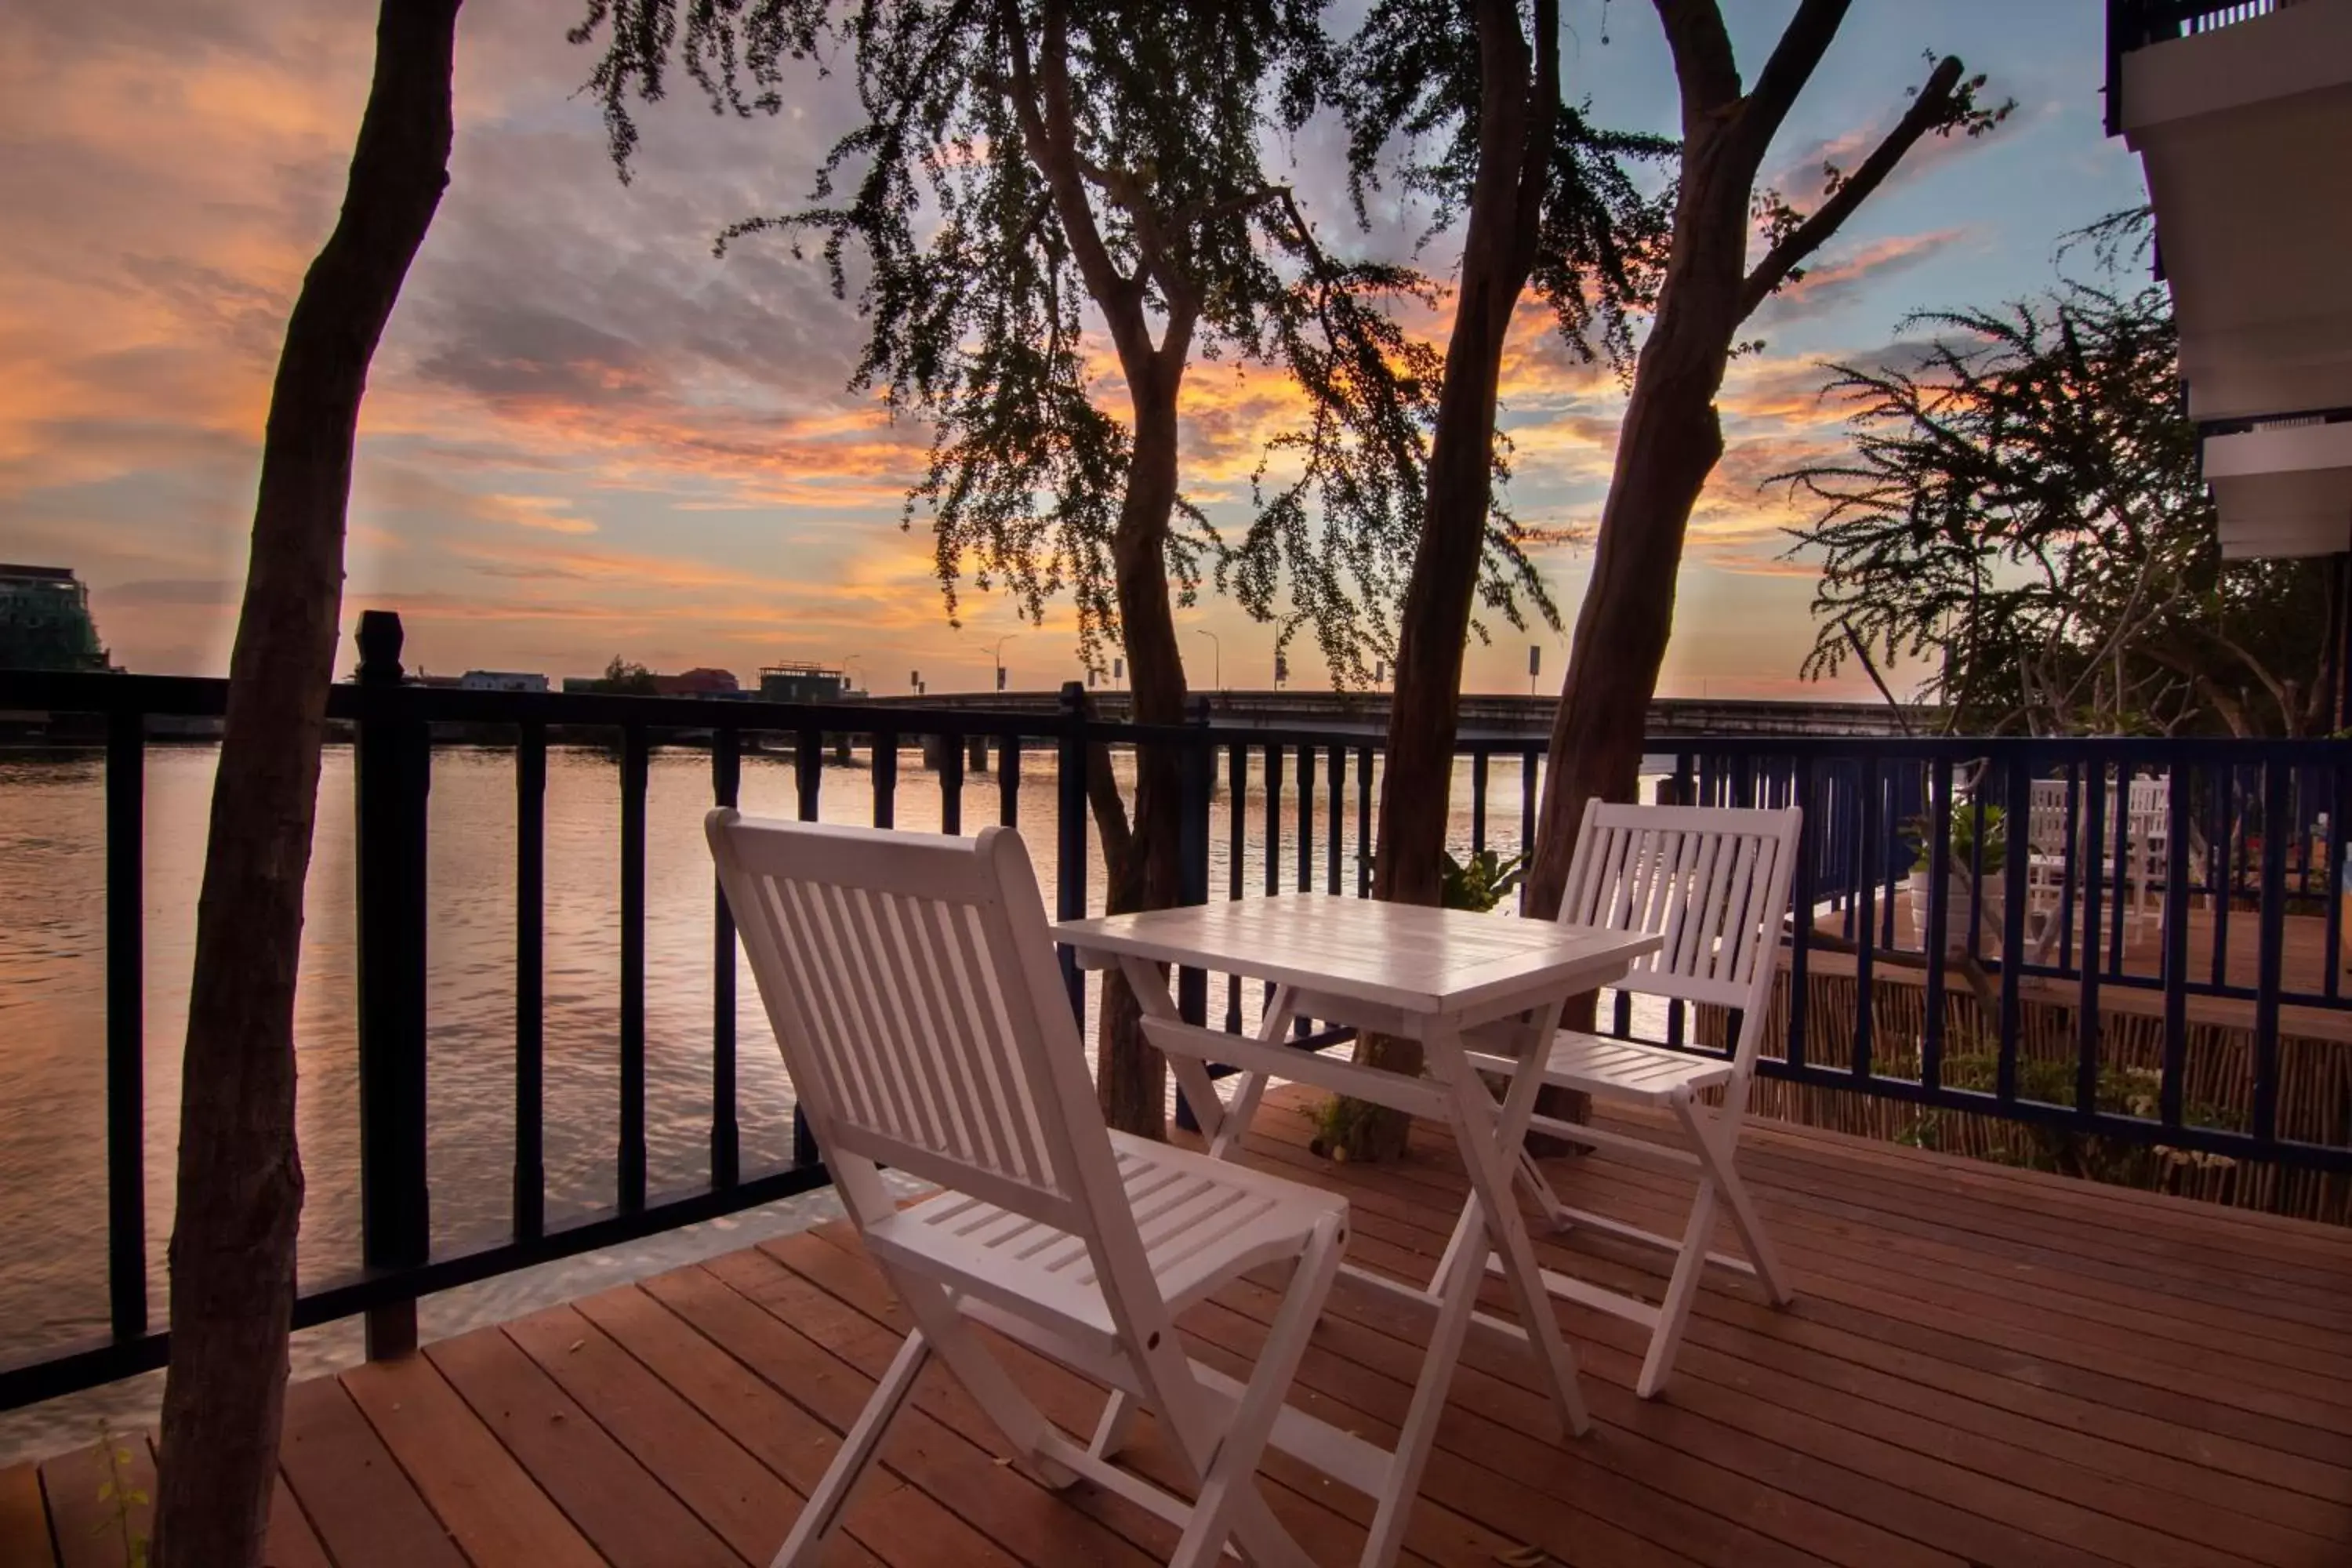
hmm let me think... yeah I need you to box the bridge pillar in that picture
[833,734,852,764]
[968,734,990,774]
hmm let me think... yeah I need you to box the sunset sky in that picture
[1,1,2152,697]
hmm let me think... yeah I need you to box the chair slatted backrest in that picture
[1558,801,1803,1075]
[707,811,1127,1243]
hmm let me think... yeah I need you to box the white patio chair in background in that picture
[1467,801,1802,1398]
[708,812,1361,1568]
[2027,773,2170,960]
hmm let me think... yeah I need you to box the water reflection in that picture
[0,739,1534,1364]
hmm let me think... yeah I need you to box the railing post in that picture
[791,722,824,1167]
[1174,699,1210,1132]
[710,727,740,1190]
[1056,682,1089,1022]
[514,719,546,1240]
[104,707,146,1342]
[354,609,429,1359]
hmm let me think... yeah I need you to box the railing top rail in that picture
[10,668,2352,760]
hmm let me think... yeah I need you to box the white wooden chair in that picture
[708,811,1357,1568]
[2026,774,2170,960]
[1468,800,1801,1398]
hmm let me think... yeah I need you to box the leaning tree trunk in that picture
[152,4,459,1563]
[1524,11,1978,924]
[1340,0,1555,1163]
[1523,296,1738,919]
[1094,361,1192,1138]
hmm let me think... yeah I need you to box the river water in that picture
[0,740,1541,1376]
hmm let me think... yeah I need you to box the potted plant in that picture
[1904,804,2005,951]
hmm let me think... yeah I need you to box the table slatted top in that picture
[1053,893,1661,1017]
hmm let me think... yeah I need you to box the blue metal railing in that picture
[4,609,2350,1410]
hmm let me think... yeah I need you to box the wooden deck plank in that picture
[1298,1105,2352,1460]
[776,1226,1598,1568]
[278,1377,466,1568]
[340,1350,604,1568]
[425,1323,742,1568]
[1486,1120,2352,1406]
[1245,1102,2352,1527]
[645,1256,1163,1568]
[16,1099,2347,1568]
[0,1465,53,1568]
[1737,1112,2352,1263]
[1728,1134,2352,1313]
[791,1217,1828,1568]
[39,1436,151,1568]
[1236,1101,2351,1565]
[757,1235,1461,1568]
[569,1282,941,1568]
[1239,1109,2352,1540]
[503,1301,848,1568]
[263,1472,332,1568]
[1237,1156,2140,1568]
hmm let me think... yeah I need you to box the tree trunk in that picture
[1524,6,1973,922]
[1338,0,1555,1163]
[151,5,459,1564]
[1523,312,1736,916]
[1094,361,1190,1138]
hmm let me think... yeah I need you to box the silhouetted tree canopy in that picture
[1781,279,2332,737]
[572,0,1657,682]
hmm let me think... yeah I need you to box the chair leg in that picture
[1515,1145,1570,1232]
[1638,1173,1719,1400]
[1686,1101,1792,1306]
[1164,1220,1339,1568]
[1087,1388,1140,1462]
[891,1278,1077,1489]
[772,1328,930,1566]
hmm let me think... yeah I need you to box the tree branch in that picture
[1740,0,1853,144]
[1738,53,1965,321]
[1647,0,1740,117]
[1505,0,1560,283]
[997,0,1142,328]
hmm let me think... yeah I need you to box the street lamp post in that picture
[1193,627,1221,690]
[986,632,1014,693]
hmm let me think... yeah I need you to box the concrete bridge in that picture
[867,688,1915,740]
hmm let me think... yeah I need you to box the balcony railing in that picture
[3,610,2349,1411]
[2107,0,2295,132]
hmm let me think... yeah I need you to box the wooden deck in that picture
[5,1090,2350,1568]
[1828,891,2350,1018]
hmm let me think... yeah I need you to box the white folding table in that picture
[1054,893,1660,1568]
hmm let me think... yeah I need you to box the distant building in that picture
[757,662,858,704]
[652,666,739,697]
[459,670,549,693]
[0,564,113,673]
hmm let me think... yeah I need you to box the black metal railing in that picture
[2107,0,2288,133]
[5,612,2351,1410]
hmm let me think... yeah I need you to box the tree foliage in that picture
[1780,279,2333,737]
[573,0,1567,684]
[1334,0,1675,369]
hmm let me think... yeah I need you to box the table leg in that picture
[1114,954,1228,1145]
[1112,954,1298,1160]
[1425,1009,1590,1438]
[1209,987,1295,1162]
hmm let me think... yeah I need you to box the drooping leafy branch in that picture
[1780,279,2332,737]
[574,0,1564,685]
